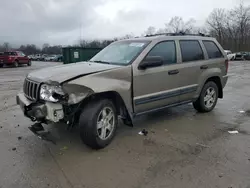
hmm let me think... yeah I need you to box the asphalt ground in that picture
[0,61,250,188]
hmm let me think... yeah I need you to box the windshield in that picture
[90,41,150,65]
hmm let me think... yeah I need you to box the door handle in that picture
[200,65,208,69]
[168,70,179,75]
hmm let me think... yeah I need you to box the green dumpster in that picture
[62,47,102,64]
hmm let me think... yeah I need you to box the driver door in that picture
[133,40,181,114]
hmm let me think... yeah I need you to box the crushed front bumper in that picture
[16,92,64,123]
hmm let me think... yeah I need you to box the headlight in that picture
[40,84,64,102]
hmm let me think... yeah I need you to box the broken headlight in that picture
[40,84,65,102]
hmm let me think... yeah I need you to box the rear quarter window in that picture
[202,41,223,59]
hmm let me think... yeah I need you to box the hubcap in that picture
[97,107,115,140]
[204,87,216,108]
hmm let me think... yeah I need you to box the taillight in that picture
[225,59,229,73]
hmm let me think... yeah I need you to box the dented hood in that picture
[27,62,121,83]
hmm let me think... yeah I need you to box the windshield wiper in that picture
[89,60,111,64]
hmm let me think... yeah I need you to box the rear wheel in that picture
[13,60,19,68]
[193,81,218,113]
[79,98,118,149]
[27,60,31,66]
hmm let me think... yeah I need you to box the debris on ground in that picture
[138,129,148,136]
[196,143,210,148]
[143,138,156,146]
[228,130,239,134]
[0,126,2,129]
[218,173,223,178]
[238,110,245,113]
[165,129,168,132]
[12,147,16,151]
[60,146,68,151]
[17,136,22,140]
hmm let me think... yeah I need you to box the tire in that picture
[13,60,19,68]
[79,98,118,149]
[27,60,31,66]
[193,81,219,113]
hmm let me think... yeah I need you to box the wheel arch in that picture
[204,76,223,98]
[80,91,133,120]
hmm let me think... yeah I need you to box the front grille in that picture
[23,79,40,101]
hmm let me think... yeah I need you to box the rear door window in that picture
[147,41,176,65]
[179,40,204,62]
[203,41,223,59]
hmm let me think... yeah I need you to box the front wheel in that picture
[193,81,218,113]
[79,99,118,149]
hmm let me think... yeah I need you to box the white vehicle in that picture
[33,54,42,61]
[45,55,57,61]
[224,50,235,60]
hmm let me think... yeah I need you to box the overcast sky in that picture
[0,0,249,46]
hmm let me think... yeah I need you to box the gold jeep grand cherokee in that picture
[17,33,228,149]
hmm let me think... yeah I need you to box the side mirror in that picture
[138,56,163,70]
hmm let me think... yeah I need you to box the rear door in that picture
[133,40,181,114]
[177,40,206,102]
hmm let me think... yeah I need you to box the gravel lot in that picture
[0,61,250,188]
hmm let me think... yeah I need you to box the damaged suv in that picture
[17,33,228,149]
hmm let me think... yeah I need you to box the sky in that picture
[0,0,249,47]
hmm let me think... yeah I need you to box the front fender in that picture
[64,66,133,115]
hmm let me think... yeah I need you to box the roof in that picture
[119,33,214,42]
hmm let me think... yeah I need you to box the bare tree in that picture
[207,9,227,43]
[144,26,156,36]
[166,16,196,33]
[207,3,250,51]
[230,3,250,50]
[3,42,10,51]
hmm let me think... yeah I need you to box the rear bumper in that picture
[222,75,228,88]
[0,60,14,64]
[16,92,64,123]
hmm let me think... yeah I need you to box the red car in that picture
[0,51,31,68]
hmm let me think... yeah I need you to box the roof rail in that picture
[145,32,210,37]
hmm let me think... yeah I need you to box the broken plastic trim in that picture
[28,122,56,144]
